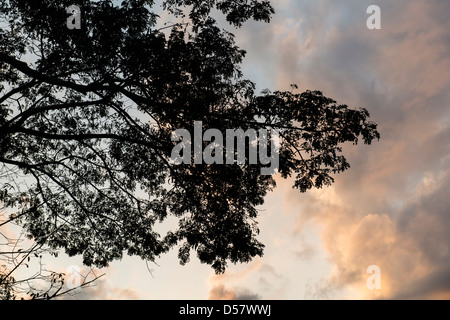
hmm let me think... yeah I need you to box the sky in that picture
[3,0,450,300]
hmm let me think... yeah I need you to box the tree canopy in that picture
[0,0,380,280]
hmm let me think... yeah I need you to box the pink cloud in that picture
[247,0,450,299]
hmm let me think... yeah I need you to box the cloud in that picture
[207,259,287,300]
[392,265,450,300]
[209,284,236,300]
[61,276,139,300]
[244,0,450,299]
[208,284,260,300]
[292,236,316,260]
[290,147,450,299]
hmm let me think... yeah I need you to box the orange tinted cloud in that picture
[242,0,450,299]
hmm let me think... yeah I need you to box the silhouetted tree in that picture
[1,211,104,299]
[0,0,380,291]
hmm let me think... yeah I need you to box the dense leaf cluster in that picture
[0,0,379,274]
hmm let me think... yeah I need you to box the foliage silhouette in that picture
[0,226,104,300]
[0,0,380,283]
